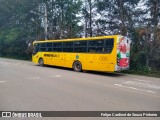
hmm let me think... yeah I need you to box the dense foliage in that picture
[0,0,160,71]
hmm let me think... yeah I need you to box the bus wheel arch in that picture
[38,58,44,67]
[73,61,82,72]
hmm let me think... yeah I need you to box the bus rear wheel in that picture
[38,58,44,67]
[73,61,82,72]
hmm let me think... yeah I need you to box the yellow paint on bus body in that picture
[32,35,130,72]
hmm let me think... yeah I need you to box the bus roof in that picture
[33,35,120,44]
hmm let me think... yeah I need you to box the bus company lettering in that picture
[44,54,60,58]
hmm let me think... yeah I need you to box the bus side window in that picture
[39,48,46,52]
[74,41,87,47]
[88,40,104,53]
[46,43,52,52]
[53,42,62,47]
[53,48,62,52]
[47,43,52,47]
[53,42,62,52]
[63,42,73,52]
[63,42,73,47]
[74,47,87,52]
[47,48,52,51]
[105,39,114,53]
[40,43,46,47]
[39,43,47,52]
[74,41,87,53]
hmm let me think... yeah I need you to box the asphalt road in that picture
[0,58,160,120]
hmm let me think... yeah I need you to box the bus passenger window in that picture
[53,48,62,52]
[53,42,62,47]
[63,42,73,47]
[63,48,73,52]
[105,39,114,53]
[74,41,87,53]
[74,41,87,47]
[74,47,87,52]
[88,40,104,46]
[39,48,46,52]
[47,48,52,51]
[40,43,46,47]
[63,42,73,52]
[88,40,104,53]
[47,43,52,47]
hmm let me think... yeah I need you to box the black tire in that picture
[73,61,82,72]
[38,58,44,67]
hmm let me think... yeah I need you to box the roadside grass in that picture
[0,56,31,61]
[121,70,160,78]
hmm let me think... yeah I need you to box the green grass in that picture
[0,55,31,61]
[122,70,160,78]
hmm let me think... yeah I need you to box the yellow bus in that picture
[32,35,130,72]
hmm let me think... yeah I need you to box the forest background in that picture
[0,0,159,76]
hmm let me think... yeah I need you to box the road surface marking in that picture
[133,79,151,82]
[48,75,61,78]
[0,81,6,83]
[124,81,160,89]
[28,77,40,80]
[114,84,156,94]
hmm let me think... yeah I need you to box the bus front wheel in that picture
[73,61,82,72]
[38,58,44,67]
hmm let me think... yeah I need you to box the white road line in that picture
[28,77,40,80]
[114,84,156,94]
[124,81,160,89]
[0,81,6,83]
[48,75,61,78]
[133,79,151,82]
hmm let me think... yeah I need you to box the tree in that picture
[46,0,82,39]
[134,0,160,70]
